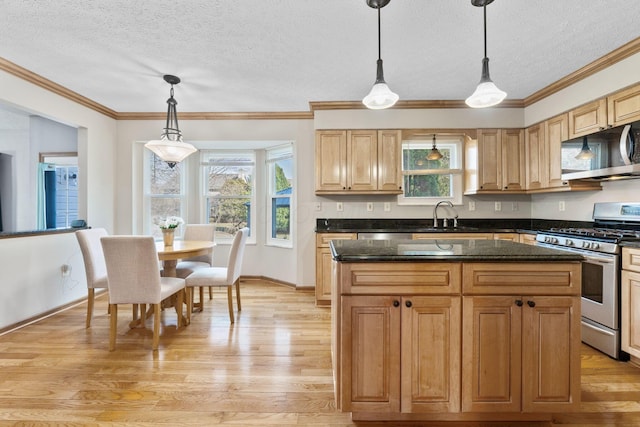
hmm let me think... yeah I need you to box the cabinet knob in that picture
[515,299,523,307]
[527,300,536,308]
[405,301,412,308]
[393,300,400,307]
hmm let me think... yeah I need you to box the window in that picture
[145,152,187,239]
[201,151,255,243]
[398,136,463,205]
[266,144,294,247]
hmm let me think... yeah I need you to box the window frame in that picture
[265,143,294,248]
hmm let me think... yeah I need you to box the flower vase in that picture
[162,228,175,246]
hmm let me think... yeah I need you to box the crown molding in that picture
[524,36,640,106]
[0,57,118,119]
[116,111,314,120]
[309,99,524,110]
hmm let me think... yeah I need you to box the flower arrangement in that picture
[156,216,184,230]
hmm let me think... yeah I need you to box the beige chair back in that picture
[100,236,163,304]
[76,228,109,289]
[182,224,216,265]
[226,227,249,284]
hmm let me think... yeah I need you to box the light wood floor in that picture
[1,280,640,426]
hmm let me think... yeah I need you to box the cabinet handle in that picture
[515,299,523,307]
[342,186,346,190]
[527,300,536,307]
[393,300,400,307]
[405,301,412,308]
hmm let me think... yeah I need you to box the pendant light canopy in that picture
[465,0,507,108]
[427,134,443,160]
[145,75,197,168]
[362,0,399,110]
[575,136,596,160]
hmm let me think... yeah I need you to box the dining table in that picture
[129,240,215,328]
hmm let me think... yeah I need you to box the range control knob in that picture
[551,237,559,244]
[592,242,600,250]
[582,241,591,249]
[565,239,574,246]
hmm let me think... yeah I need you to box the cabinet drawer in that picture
[340,263,461,295]
[316,233,357,248]
[463,263,581,295]
[623,247,640,273]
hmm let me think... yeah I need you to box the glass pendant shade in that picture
[363,61,399,109]
[144,75,197,168]
[426,134,443,160]
[575,137,595,160]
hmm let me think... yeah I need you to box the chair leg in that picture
[235,279,242,311]
[86,288,95,328]
[226,286,235,323]
[152,304,161,351]
[132,304,139,322]
[109,304,118,351]
[176,289,184,328]
[197,287,204,312]
[209,286,213,300]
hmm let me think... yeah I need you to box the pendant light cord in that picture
[377,7,382,60]
[483,4,487,59]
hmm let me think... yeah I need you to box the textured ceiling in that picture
[0,0,639,114]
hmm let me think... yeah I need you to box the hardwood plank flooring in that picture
[0,280,639,426]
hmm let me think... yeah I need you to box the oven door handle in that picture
[582,321,615,337]
[582,256,614,265]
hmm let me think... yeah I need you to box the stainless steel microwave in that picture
[561,122,640,180]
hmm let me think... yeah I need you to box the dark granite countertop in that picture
[316,218,594,234]
[330,238,584,262]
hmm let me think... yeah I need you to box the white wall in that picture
[0,70,117,330]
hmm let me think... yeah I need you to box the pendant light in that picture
[362,0,399,110]
[427,134,443,161]
[575,136,596,160]
[465,0,507,108]
[145,75,197,168]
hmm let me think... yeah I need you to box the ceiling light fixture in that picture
[144,75,197,168]
[575,136,596,160]
[465,0,507,109]
[362,0,399,110]
[427,134,443,161]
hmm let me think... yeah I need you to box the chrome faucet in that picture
[433,201,458,228]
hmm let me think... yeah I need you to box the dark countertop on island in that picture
[330,238,584,262]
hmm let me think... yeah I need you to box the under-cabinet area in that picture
[330,239,582,423]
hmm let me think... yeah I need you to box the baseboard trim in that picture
[240,275,314,292]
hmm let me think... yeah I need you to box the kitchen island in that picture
[330,238,582,425]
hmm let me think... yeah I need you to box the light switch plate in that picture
[336,202,343,212]
[495,202,502,211]
[384,202,391,212]
[468,201,476,211]
[366,202,373,212]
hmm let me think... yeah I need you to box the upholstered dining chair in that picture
[184,227,249,323]
[175,223,216,279]
[101,236,186,351]
[76,228,109,328]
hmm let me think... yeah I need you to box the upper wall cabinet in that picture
[525,123,546,190]
[608,83,640,128]
[315,129,402,195]
[465,129,524,194]
[568,99,608,139]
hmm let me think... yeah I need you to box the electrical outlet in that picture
[468,201,476,211]
[384,202,391,212]
[314,202,322,211]
[61,264,71,277]
[495,202,502,212]
[559,201,566,212]
[512,202,519,211]
[366,202,373,212]
[336,202,343,212]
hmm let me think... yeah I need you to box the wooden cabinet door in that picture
[347,130,377,192]
[608,83,640,127]
[501,129,525,191]
[476,129,502,191]
[545,113,569,188]
[315,233,356,305]
[341,295,401,413]
[462,296,521,412]
[522,296,581,412]
[622,270,640,359]
[525,122,547,190]
[401,296,461,413]
[377,129,402,192]
[493,233,520,242]
[315,130,347,192]
[519,233,537,246]
[568,98,607,138]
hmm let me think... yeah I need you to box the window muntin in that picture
[145,152,187,239]
[398,136,463,205]
[201,151,255,243]
[266,144,293,247]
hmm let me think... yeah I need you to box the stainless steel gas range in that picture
[536,202,640,360]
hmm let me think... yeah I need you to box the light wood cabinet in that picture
[568,98,608,138]
[465,129,525,193]
[494,233,520,242]
[519,233,537,245]
[608,83,640,127]
[525,122,547,190]
[545,113,569,188]
[341,295,461,414]
[621,247,640,360]
[315,129,402,195]
[315,233,356,305]
[413,232,493,240]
